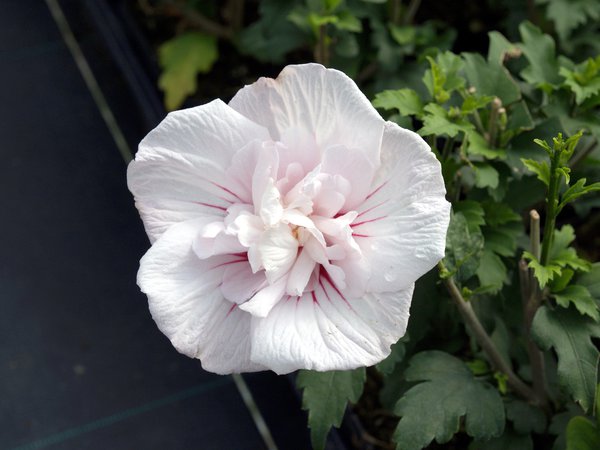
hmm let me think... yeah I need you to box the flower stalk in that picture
[439,263,540,405]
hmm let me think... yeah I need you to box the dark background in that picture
[0,1,316,449]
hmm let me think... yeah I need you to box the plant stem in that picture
[314,25,330,66]
[520,212,549,409]
[439,264,539,404]
[402,0,422,26]
[540,149,562,265]
[487,97,502,147]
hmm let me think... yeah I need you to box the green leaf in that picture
[333,10,362,32]
[507,101,535,134]
[577,263,600,299]
[454,200,485,233]
[518,22,562,90]
[540,0,600,41]
[461,94,494,115]
[476,249,507,293]
[377,337,408,375]
[523,251,562,288]
[505,399,547,434]
[560,57,600,105]
[463,52,521,105]
[393,351,505,450]
[471,429,533,450]
[484,225,520,257]
[418,104,474,137]
[237,0,306,63]
[488,31,521,67]
[521,158,551,186]
[297,368,366,450]
[423,52,464,103]
[372,89,424,117]
[466,131,506,160]
[550,225,592,272]
[566,416,600,450]
[482,201,521,226]
[554,285,599,321]
[531,305,600,412]
[559,178,600,213]
[444,211,484,283]
[158,32,218,111]
[474,163,500,189]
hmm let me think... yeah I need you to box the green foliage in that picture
[393,351,505,450]
[532,306,600,412]
[158,32,218,110]
[297,368,366,450]
[146,4,600,447]
[565,386,600,450]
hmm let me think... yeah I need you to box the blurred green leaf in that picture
[522,158,551,186]
[418,104,474,137]
[444,211,484,283]
[463,52,521,105]
[566,416,600,450]
[518,22,562,90]
[158,32,218,110]
[372,88,424,116]
[506,399,547,434]
[474,163,500,189]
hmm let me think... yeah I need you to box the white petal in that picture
[258,224,298,283]
[221,261,267,304]
[259,178,283,227]
[252,143,279,214]
[192,222,246,259]
[229,64,384,166]
[355,121,450,292]
[239,278,287,318]
[128,100,270,242]
[249,280,414,374]
[138,218,264,373]
[321,145,376,211]
[286,248,317,296]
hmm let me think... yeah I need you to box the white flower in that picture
[128,63,450,374]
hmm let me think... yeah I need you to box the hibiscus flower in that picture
[128,63,450,374]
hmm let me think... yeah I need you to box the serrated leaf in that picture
[297,368,366,450]
[393,351,505,450]
[559,179,600,213]
[554,285,599,321]
[566,416,600,450]
[551,268,575,293]
[418,104,474,137]
[505,399,547,434]
[523,251,562,288]
[521,158,551,186]
[549,226,592,272]
[531,305,600,412]
[518,22,562,90]
[444,211,484,283]
[463,52,521,105]
[560,57,600,105]
[474,163,500,189]
[461,94,494,115]
[372,89,424,117]
[158,32,218,110]
[423,52,464,103]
